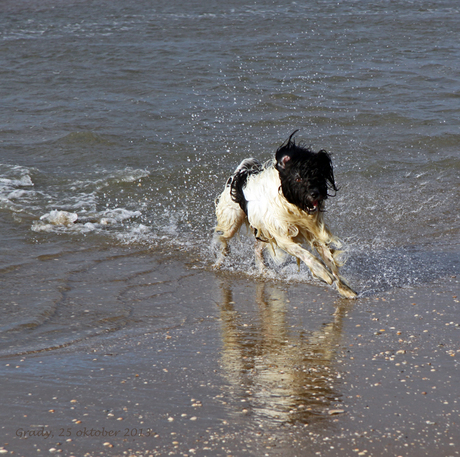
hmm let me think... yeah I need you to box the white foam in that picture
[32,210,79,232]
[31,208,143,234]
[0,172,34,191]
[40,210,79,226]
[0,166,36,213]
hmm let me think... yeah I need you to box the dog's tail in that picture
[228,158,263,215]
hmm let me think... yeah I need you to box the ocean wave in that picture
[0,164,152,238]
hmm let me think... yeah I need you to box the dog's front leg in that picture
[314,244,339,277]
[315,244,357,299]
[279,241,334,285]
[254,239,267,273]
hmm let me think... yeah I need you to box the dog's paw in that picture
[336,280,358,299]
[257,264,269,275]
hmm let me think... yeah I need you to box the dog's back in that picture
[228,158,263,215]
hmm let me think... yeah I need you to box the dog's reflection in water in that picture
[218,281,348,425]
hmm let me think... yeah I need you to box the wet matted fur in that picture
[214,131,357,299]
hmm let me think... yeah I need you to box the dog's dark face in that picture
[275,135,338,214]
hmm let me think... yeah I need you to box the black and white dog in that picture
[214,131,357,299]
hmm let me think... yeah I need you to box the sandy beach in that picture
[1,249,459,457]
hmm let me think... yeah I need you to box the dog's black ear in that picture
[317,149,338,193]
[275,130,299,170]
[317,149,332,170]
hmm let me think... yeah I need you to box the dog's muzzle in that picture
[305,200,320,214]
[305,189,322,214]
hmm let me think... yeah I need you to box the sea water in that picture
[0,0,459,355]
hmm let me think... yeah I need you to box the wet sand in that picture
[1,251,459,457]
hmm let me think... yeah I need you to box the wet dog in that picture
[214,131,357,298]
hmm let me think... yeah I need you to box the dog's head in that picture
[275,131,338,214]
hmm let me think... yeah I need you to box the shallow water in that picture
[0,0,459,454]
[1,0,459,353]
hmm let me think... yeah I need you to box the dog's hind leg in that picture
[214,220,245,268]
[214,191,246,269]
[278,240,334,285]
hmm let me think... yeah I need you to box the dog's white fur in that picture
[214,159,357,299]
